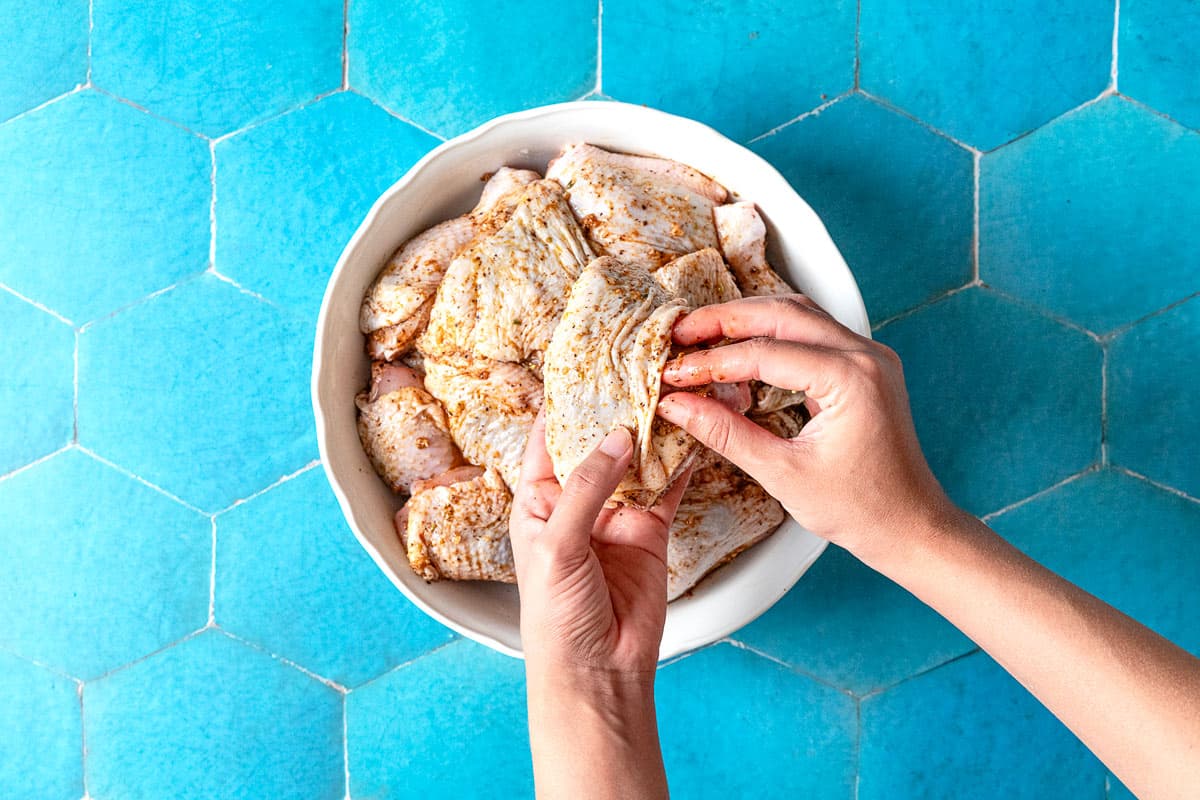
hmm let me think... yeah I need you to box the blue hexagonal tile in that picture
[0,0,86,123]
[876,287,1101,516]
[0,651,81,800]
[733,546,973,695]
[0,91,210,324]
[216,467,454,687]
[603,0,855,142]
[656,644,856,799]
[1120,0,1200,131]
[1109,298,1200,498]
[348,0,596,137]
[0,450,208,679]
[860,0,1111,150]
[860,652,1104,798]
[216,92,439,320]
[752,95,974,323]
[991,469,1200,656]
[78,275,316,514]
[86,630,343,800]
[348,640,531,797]
[0,292,73,476]
[981,97,1200,335]
[91,0,341,137]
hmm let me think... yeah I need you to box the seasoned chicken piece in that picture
[667,458,786,600]
[652,247,742,307]
[355,363,463,494]
[422,357,543,492]
[547,143,727,268]
[396,465,515,583]
[714,201,793,297]
[360,167,540,360]
[419,179,593,371]
[544,257,693,508]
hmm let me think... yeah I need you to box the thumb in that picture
[656,392,790,485]
[549,427,634,558]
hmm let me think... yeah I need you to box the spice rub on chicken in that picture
[356,142,804,597]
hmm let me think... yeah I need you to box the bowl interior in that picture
[313,101,870,660]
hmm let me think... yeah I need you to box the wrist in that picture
[849,491,977,576]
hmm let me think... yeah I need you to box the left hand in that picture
[509,411,691,680]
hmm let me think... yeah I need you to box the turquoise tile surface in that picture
[733,546,973,695]
[1120,0,1200,131]
[347,640,532,798]
[349,0,596,137]
[78,275,316,513]
[216,92,438,320]
[860,0,1111,150]
[656,643,857,799]
[1,4,1198,798]
[859,652,1104,798]
[0,292,73,476]
[85,630,343,800]
[0,91,210,324]
[1109,298,1200,500]
[0,0,86,123]
[877,287,1102,516]
[981,97,1200,334]
[991,469,1200,656]
[603,0,855,142]
[92,0,341,137]
[752,94,974,323]
[0,450,209,679]
[216,467,454,688]
[0,651,81,800]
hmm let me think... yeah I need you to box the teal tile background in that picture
[1,2,1198,798]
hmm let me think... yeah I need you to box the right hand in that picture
[655,294,952,563]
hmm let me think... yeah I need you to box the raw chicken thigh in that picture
[547,143,727,267]
[543,257,692,509]
[355,363,463,494]
[652,247,742,308]
[713,201,794,297]
[397,465,515,582]
[360,167,540,360]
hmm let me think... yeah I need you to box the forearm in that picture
[525,662,667,800]
[859,505,1200,799]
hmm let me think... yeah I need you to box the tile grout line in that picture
[853,697,862,800]
[350,89,447,142]
[86,0,94,85]
[724,638,851,696]
[73,329,80,444]
[1100,343,1110,465]
[0,642,81,682]
[980,283,1102,342]
[747,92,852,144]
[90,86,206,140]
[85,627,208,683]
[208,142,218,272]
[207,269,277,307]
[78,680,89,798]
[870,280,976,332]
[352,638,462,691]
[341,0,350,90]
[1110,0,1120,91]
[972,149,981,282]
[982,87,1114,155]
[77,270,206,333]
[1113,466,1200,507]
[858,88,979,154]
[207,517,217,625]
[981,465,1098,522]
[1100,289,1200,342]
[859,647,983,701]
[0,85,87,129]
[217,628,348,693]
[212,460,322,517]
[594,0,603,93]
[0,282,74,325]
[342,694,351,800]
[0,444,73,485]
[853,0,861,90]
[76,444,209,516]
[1114,91,1200,133]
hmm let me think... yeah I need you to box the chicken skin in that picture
[713,201,794,297]
[547,143,727,268]
[652,247,742,308]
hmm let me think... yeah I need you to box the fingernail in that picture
[656,395,681,422]
[599,427,632,458]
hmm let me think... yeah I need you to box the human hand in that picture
[509,411,691,680]
[655,294,951,564]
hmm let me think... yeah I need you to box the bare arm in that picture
[657,295,1200,800]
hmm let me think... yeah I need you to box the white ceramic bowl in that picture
[313,100,870,661]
